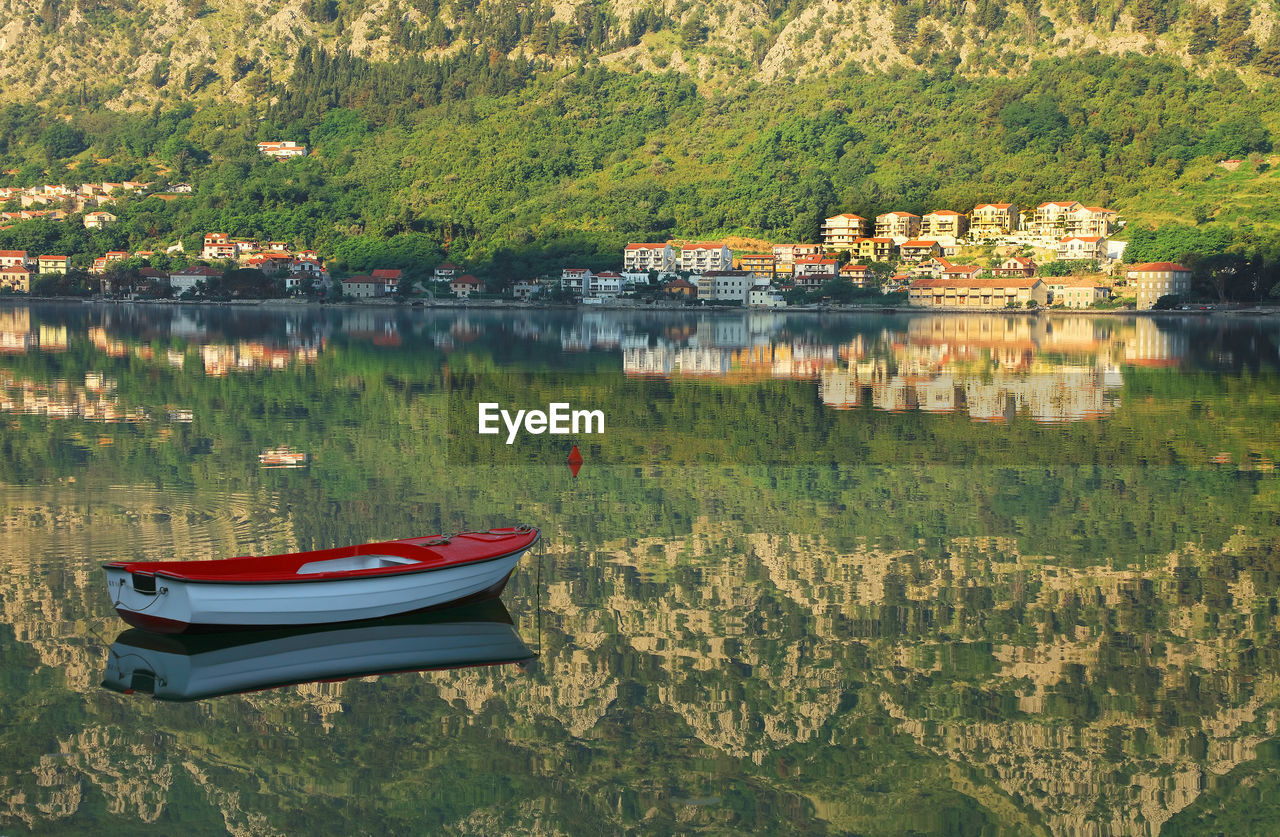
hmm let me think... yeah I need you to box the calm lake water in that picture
[2,301,1280,835]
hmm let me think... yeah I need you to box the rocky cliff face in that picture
[1,0,1274,108]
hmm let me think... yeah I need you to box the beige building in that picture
[1046,277,1110,308]
[1066,206,1117,238]
[37,255,68,274]
[839,263,871,286]
[820,214,868,249]
[1030,201,1084,239]
[922,210,968,239]
[970,203,1020,237]
[900,240,942,262]
[0,265,30,292]
[83,211,117,229]
[1126,262,1192,309]
[875,211,921,240]
[908,277,1047,308]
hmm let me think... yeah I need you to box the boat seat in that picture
[295,554,422,575]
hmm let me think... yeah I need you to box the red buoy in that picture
[567,444,583,478]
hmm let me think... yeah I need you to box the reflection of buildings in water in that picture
[341,311,401,346]
[0,309,30,354]
[0,370,151,423]
[38,324,67,352]
[819,363,1121,423]
[916,375,959,413]
[1123,318,1187,367]
[200,342,319,376]
[624,342,839,381]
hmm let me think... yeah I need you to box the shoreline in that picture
[8,295,1279,317]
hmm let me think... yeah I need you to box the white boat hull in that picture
[105,551,525,633]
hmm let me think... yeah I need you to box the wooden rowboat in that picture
[103,525,539,634]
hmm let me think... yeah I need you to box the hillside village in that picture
[0,187,1197,310]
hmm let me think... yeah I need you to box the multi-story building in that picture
[839,263,871,286]
[739,253,775,277]
[1056,235,1107,261]
[907,277,1047,309]
[1126,262,1192,309]
[1046,277,1110,308]
[561,268,592,294]
[679,242,732,273]
[342,277,385,298]
[875,212,922,240]
[773,243,824,263]
[991,256,1036,278]
[1030,201,1084,239]
[748,285,786,308]
[900,240,942,262]
[698,270,757,303]
[1065,206,1118,238]
[37,255,68,274]
[83,211,117,229]
[450,275,486,298]
[0,250,29,269]
[0,265,30,292]
[921,210,968,239]
[820,214,868,249]
[623,242,676,273]
[970,203,1020,237]
[853,237,896,262]
[202,233,236,261]
[793,256,839,278]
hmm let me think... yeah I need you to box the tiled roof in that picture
[1127,262,1190,272]
[910,277,1040,289]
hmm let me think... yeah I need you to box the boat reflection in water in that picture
[102,598,533,701]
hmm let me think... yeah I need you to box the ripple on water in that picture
[0,483,299,573]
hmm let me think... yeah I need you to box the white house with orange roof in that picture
[257,141,307,159]
[623,242,675,272]
[1056,235,1107,261]
[821,214,868,249]
[0,250,30,269]
[793,255,839,278]
[202,233,236,261]
[372,268,402,294]
[679,242,732,272]
[84,211,117,229]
